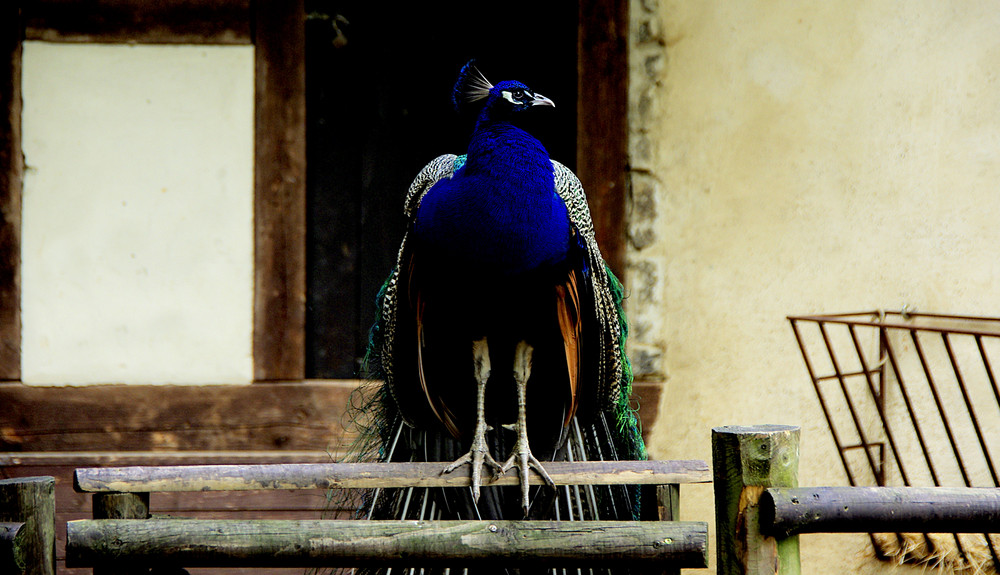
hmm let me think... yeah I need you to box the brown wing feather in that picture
[409,254,461,438]
[555,270,583,426]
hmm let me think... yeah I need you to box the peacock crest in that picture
[451,60,493,111]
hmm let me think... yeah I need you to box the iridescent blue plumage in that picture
[354,63,646,569]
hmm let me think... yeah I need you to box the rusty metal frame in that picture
[789,311,1000,567]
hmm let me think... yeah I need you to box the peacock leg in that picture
[443,337,499,502]
[500,340,556,515]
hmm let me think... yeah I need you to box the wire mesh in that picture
[789,311,1000,572]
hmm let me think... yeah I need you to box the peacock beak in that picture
[530,93,555,108]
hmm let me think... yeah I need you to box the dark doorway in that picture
[305,1,580,378]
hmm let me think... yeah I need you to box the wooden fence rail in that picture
[66,518,708,569]
[74,459,712,492]
[761,486,1000,538]
[64,459,711,573]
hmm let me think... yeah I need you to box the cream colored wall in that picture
[20,42,255,384]
[632,2,1000,573]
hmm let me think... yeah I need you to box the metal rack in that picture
[789,311,1000,570]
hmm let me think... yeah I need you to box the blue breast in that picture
[414,123,571,277]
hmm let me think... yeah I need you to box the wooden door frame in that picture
[0,0,627,384]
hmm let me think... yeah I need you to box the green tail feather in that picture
[606,265,647,462]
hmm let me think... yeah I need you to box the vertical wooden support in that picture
[658,484,681,575]
[0,4,22,380]
[0,476,55,575]
[92,492,149,575]
[578,0,628,278]
[713,425,801,575]
[253,0,307,381]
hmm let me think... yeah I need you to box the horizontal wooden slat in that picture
[74,460,712,493]
[23,0,251,44]
[66,519,709,568]
[0,450,339,467]
[0,380,662,451]
[0,381,360,451]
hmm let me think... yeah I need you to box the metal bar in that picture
[847,324,908,486]
[940,333,1000,569]
[910,331,973,487]
[788,313,1000,338]
[789,319,858,486]
[814,369,884,382]
[881,326,941,486]
[941,333,999,486]
[818,322,882,483]
[909,330,971,560]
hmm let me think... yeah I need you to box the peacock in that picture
[350,61,647,569]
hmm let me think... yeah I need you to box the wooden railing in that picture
[65,460,712,573]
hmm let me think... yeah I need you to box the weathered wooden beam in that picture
[253,0,307,381]
[0,476,55,575]
[713,425,801,575]
[0,3,22,381]
[66,519,708,568]
[0,381,357,451]
[0,522,26,574]
[74,460,712,493]
[577,0,628,277]
[23,0,251,45]
[762,486,1000,538]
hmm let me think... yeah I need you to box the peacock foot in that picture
[442,337,497,502]
[443,422,501,502]
[499,422,556,516]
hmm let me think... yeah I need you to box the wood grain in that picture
[0,6,21,381]
[67,518,709,568]
[23,0,251,44]
[74,460,712,493]
[0,381,359,452]
[577,0,629,278]
[253,0,308,381]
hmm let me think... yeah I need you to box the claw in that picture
[498,341,553,516]
[441,338,497,502]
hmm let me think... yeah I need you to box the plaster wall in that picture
[20,42,255,384]
[631,1,1000,572]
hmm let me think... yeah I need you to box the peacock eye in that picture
[512,89,525,99]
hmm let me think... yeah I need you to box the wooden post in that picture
[1,522,26,574]
[713,425,801,575]
[92,492,149,575]
[0,476,56,575]
[657,484,681,575]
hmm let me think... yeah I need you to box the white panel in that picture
[20,42,254,384]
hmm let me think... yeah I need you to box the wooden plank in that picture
[0,451,341,468]
[0,5,21,381]
[74,460,712,493]
[253,0,307,381]
[66,518,709,568]
[0,381,357,451]
[0,476,56,575]
[763,486,1000,538]
[577,0,628,278]
[23,0,251,45]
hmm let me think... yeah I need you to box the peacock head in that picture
[452,61,554,124]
